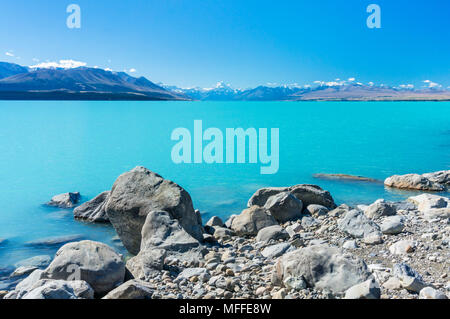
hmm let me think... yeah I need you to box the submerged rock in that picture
[42,240,125,295]
[73,191,110,223]
[384,174,445,191]
[272,244,370,294]
[105,166,203,255]
[264,192,303,223]
[46,192,81,208]
[14,255,52,269]
[231,206,277,236]
[24,235,85,248]
[248,184,336,210]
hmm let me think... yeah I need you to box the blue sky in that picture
[1,0,449,88]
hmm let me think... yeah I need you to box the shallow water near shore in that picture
[0,101,449,268]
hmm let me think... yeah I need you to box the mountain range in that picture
[1,62,449,101]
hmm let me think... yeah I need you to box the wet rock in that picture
[24,235,85,248]
[256,225,289,243]
[14,255,52,269]
[10,266,38,278]
[105,166,203,255]
[46,192,81,208]
[103,279,154,299]
[264,192,303,223]
[344,278,380,299]
[384,174,445,191]
[231,206,277,236]
[42,240,125,295]
[248,184,336,209]
[272,245,370,294]
[73,191,110,223]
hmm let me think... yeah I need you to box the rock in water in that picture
[46,192,81,208]
[364,199,397,219]
[247,184,336,210]
[422,170,450,186]
[264,192,303,223]
[73,191,110,223]
[103,279,154,299]
[272,244,370,294]
[22,279,94,299]
[384,174,445,191]
[256,225,289,242]
[231,206,277,236]
[105,166,203,255]
[344,278,381,299]
[42,240,125,295]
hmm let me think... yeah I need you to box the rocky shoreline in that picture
[1,167,449,300]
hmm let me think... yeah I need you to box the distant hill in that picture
[166,83,450,101]
[0,62,187,100]
[0,62,29,79]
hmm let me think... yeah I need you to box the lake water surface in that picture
[0,101,449,269]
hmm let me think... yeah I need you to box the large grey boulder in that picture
[103,279,154,299]
[231,206,277,236]
[422,170,450,186]
[46,192,81,208]
[384,174,445,191]
[105,167,203,255]
[272,245,371,294]
[364,199,397,219]
[256,225,289,242]
[248,184,336,210]
[338,209,382,239]
[22,279,94,299]
[264,192,303,223]
[126,248,166,281]
[42,240,125,295]
[73,191,110,223]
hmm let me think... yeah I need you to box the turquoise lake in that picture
[0,101,449,268]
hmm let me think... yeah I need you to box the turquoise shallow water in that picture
[0,101,449,268]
